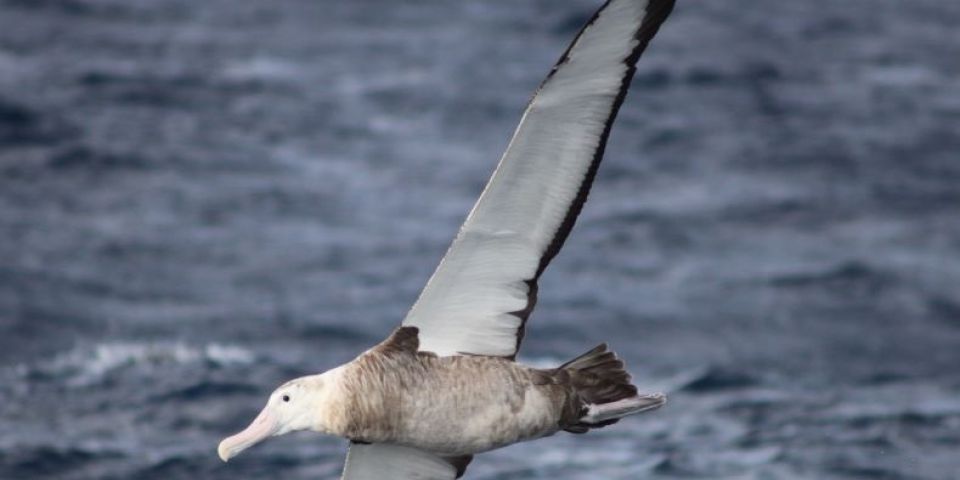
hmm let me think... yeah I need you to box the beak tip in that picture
[217,408,278,463]
[217,441,231,463]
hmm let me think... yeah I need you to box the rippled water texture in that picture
[2,0,959,478]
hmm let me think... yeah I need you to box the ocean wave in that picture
[16,341,254,387]
[679,366,759,393]
[0,445,124,479]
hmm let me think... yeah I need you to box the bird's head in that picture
[217,373,331,462]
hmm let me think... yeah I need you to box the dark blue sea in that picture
[2,0,959,478]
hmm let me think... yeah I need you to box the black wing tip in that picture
[628,0,677,65]
[549,0,676,77]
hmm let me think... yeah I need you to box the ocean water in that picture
[2,0,959,478]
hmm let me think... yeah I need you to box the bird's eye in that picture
[282,394,290,402]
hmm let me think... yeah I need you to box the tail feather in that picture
[581,393,666,424]
[557,344,665,433]
[559,344,623,372]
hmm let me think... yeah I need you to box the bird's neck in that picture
[305,366,351,437]
[331,350,415,443]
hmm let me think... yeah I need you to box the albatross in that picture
[218,0,676,477]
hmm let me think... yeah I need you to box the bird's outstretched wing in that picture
[401,0,676,359]
[341,443,461,480]
[342,1,675,478]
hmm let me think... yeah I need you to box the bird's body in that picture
[322,327,662,457]
[331,331,568,456]
[217,0,677,477]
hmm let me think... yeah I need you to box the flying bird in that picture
[218,0,676,477]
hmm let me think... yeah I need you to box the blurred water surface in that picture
[1,0,959,478]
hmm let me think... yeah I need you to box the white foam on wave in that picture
[19,341,255,387]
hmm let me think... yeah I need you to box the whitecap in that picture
[17,341,255,387]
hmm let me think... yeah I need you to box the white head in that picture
[217,373,332,462]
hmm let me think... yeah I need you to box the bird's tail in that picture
[557,344,665,433]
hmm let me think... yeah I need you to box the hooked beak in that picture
[218,406,279,462]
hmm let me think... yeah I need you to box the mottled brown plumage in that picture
[326,327,656,456]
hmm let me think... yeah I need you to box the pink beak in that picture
[218,407,279,462]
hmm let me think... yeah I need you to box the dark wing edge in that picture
[535,0,676,277]
[401,0,676,359]
[513,0,676,353]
